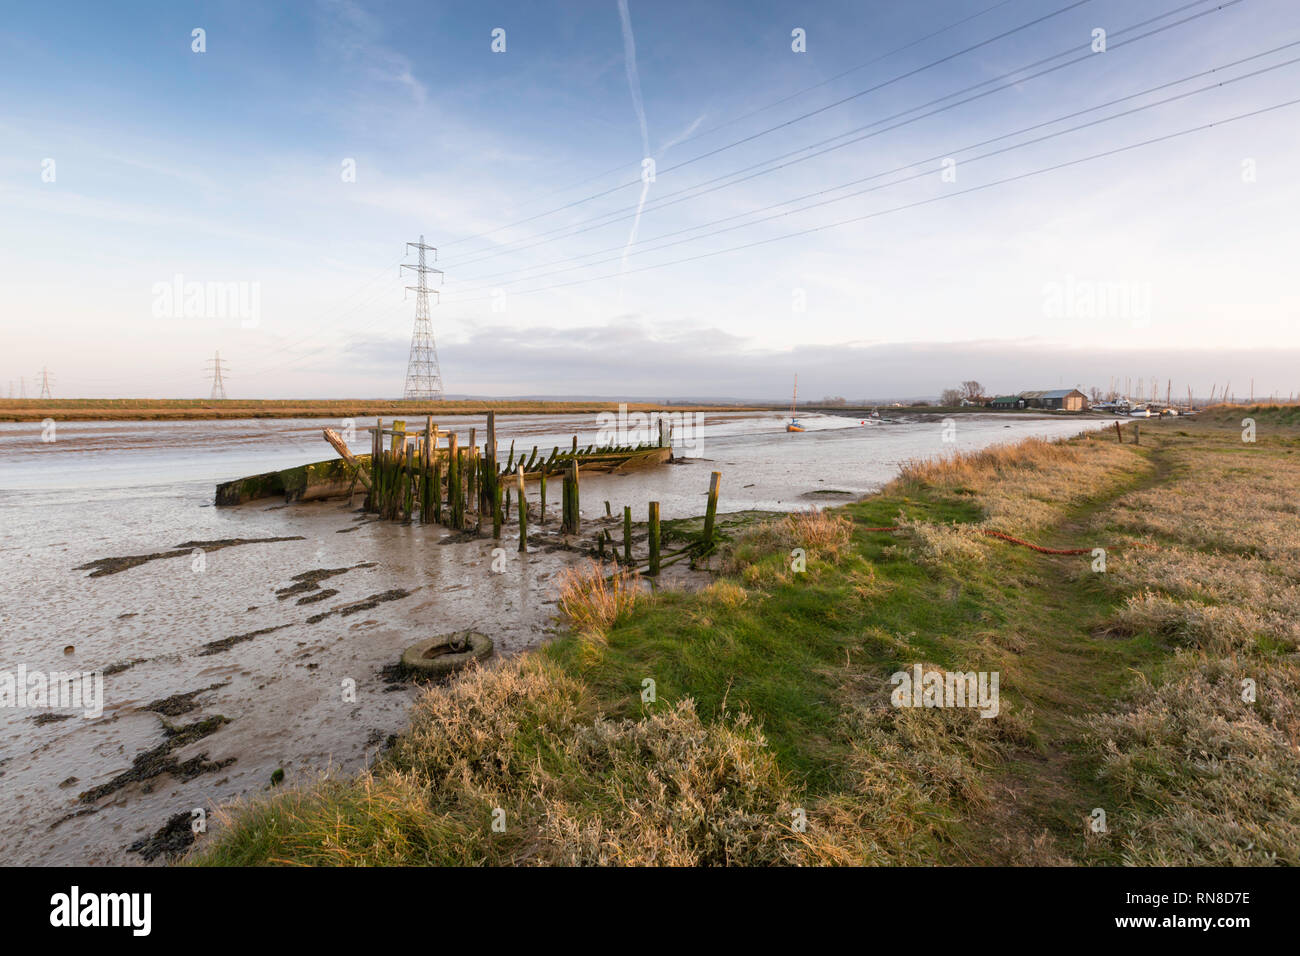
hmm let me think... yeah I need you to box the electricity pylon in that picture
[37,367,53,399]
[400,235,444,400]
[206,351,229,400]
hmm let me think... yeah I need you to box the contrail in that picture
[618,0,649,157]
[617,0,650,283]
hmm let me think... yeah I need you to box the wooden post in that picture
[658,416,667,448]
[1114,420,1122,442]
[561,460,580,535]
[323,428,371,490]
[405,445,415,520]
[391,420,406,455]
[485,411,498,523]
[516,465,527,552]
[648,501,661,576]
[448,433,460,528]
[1133,423,1140,446]
[505,485,512,520]
[605,500,612,517]
[493,477,503,539]
[702,471,721,548]
[432,452,442,523]
[468,445,478,517]
[623,506,632,565]
[539,467,547,525]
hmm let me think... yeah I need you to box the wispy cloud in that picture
[317,0,427,105]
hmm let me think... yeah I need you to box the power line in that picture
[436,97,1300,303]
[445,0,1021,229]
[442,0,1239,273]
[441,42,1300,296]
[442,0,1103,250]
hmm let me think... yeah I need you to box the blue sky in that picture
[3,0,1299,399]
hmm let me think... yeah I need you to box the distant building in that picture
[1019,388,1087,411]
[989,395,1025,409]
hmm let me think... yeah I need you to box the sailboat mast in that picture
[791,374,798,417]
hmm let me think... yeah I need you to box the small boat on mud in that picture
[786,375,805,432]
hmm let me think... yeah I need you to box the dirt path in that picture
[959,441,1175,864]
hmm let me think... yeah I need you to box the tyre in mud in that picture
[400,630,493,678]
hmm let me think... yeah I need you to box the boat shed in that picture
[1019,388,1087,411]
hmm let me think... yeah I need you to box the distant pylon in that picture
[206,351,230,400]
[400,235,445,400]
[37,367,53,399]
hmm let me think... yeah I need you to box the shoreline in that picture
[191,408,1300,866]
[0,399,765,423]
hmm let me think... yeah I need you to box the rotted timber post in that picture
[448,433,461,528]
[561,460,580,535]
[488,408,496,520]
[702,471,721,549]
[405,444,415,520]
[493,477,503,539]
[648,501,661,576]
[623,506,632,565]
[517,464,527,552]
[539,467,547,524]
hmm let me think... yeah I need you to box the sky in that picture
[2,0,1299,401]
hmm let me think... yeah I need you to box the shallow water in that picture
[0,410,1113,864]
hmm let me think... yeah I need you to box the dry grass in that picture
[721,508,854,575]
[798,669,1034,865]
[1098,444,1300,560]
[1085,655,1300,865]
[199,657,808,866]
[1080,424,1300,865]
[1105,590,1300,655]
[887,513,987,568]
[557,561,643,641]
[893,434,1146,532]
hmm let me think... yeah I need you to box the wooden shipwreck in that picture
[214,413,673,509]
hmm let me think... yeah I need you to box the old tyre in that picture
[400,630,493,678]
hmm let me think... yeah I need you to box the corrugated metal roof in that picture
[1019,388,1083,399]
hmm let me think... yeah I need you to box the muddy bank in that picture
[1,489,710,866]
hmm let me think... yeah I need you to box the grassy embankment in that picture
[195,405,1300,865]
[0,398,760,422]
